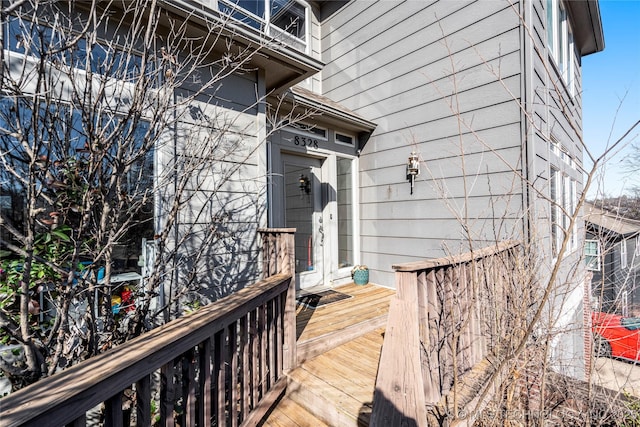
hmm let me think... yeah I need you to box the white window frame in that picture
[219,0,310,53]
[335,132,355,147]
[550,168,577,256]
[569,178,577,250]
[621,238,628,269]
[546,0,576,96]
[584,239,600,271]
[550,168,560,255]
[285,122,328,140]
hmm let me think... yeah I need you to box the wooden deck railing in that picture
[371,241,521,426]
[1,229,296,427]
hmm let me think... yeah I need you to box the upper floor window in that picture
[621,238,628,269]
[584,240,600,271]
[546,0,575,95]
[220,0,309,52]
[4,17,147,82]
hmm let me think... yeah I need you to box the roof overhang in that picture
[285,86,377,134]
[268,86,377,150]
[155,0,324,92]
[584,203,640,239]
[566,0,605,56]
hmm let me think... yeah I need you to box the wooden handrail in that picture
[374,241,521,425]
[2,229,298,427]
[0,274,291,426]
[392,240,519,272]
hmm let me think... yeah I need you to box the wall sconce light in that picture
[299,174,311,195]
[406,151,420,194]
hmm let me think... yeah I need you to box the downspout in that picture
[521,0,535,247]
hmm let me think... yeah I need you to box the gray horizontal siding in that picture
[158,66,263,299]
[324,12,521,103]
[321,0,527,285]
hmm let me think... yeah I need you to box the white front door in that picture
[283,155,324,289]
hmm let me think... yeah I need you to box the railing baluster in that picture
[183,349,196,426]
[439,266,452,395]
[229,322,239,427]
[199,339,212,427]
[105,391,124,427]
[251,307,259,409]
[259,303,267,399]
[268,298,276,389]
[161,360,175,427]
[275,293,283,379]
[215,328,228,427]
[240,314,250,423]
[268,233,277,276]
[135,375,151,427]
[424,268,440,404]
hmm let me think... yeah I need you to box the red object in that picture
[120,288,135,312]
[592,311,640,361]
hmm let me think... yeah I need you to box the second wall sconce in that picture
[406,151,420,194]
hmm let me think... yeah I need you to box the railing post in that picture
[281,231,297,372]
[258,228,297,372]
[258,228,296,277]
[371,271,426,426]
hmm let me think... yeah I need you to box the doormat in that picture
[296,290,352,309]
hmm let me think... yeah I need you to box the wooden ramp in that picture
[260,283,394,427]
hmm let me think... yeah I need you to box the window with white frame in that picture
[219,0,309,52]
[335,132,355,147]
[584,240,600,271]
[546,0,575,95]
[550,168,559,254]
[285,121,327,140]
[550,168,577,256]
[569,176,577,250]
[621,238,628,269]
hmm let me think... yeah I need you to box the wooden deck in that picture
[260,282,395,427]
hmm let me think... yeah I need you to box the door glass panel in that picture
[285,164,314,273]
[337,157,353,268]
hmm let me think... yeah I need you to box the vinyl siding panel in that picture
[324,12,521,101]
[360,195,525,223]
[321,0,525,285]
[158,69,263,299]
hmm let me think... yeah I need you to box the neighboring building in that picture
[585,202,640,317]
[1,0,604,378]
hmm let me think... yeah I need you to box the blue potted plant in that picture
[351,265,369,285]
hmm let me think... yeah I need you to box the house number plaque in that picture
[294,135,319,149]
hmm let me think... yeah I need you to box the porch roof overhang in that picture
[273,86,377,151]
[158,0,324,92]
[566,0,605,56]
[282,86,377,133]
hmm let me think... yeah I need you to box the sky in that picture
[582,0,640,198]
